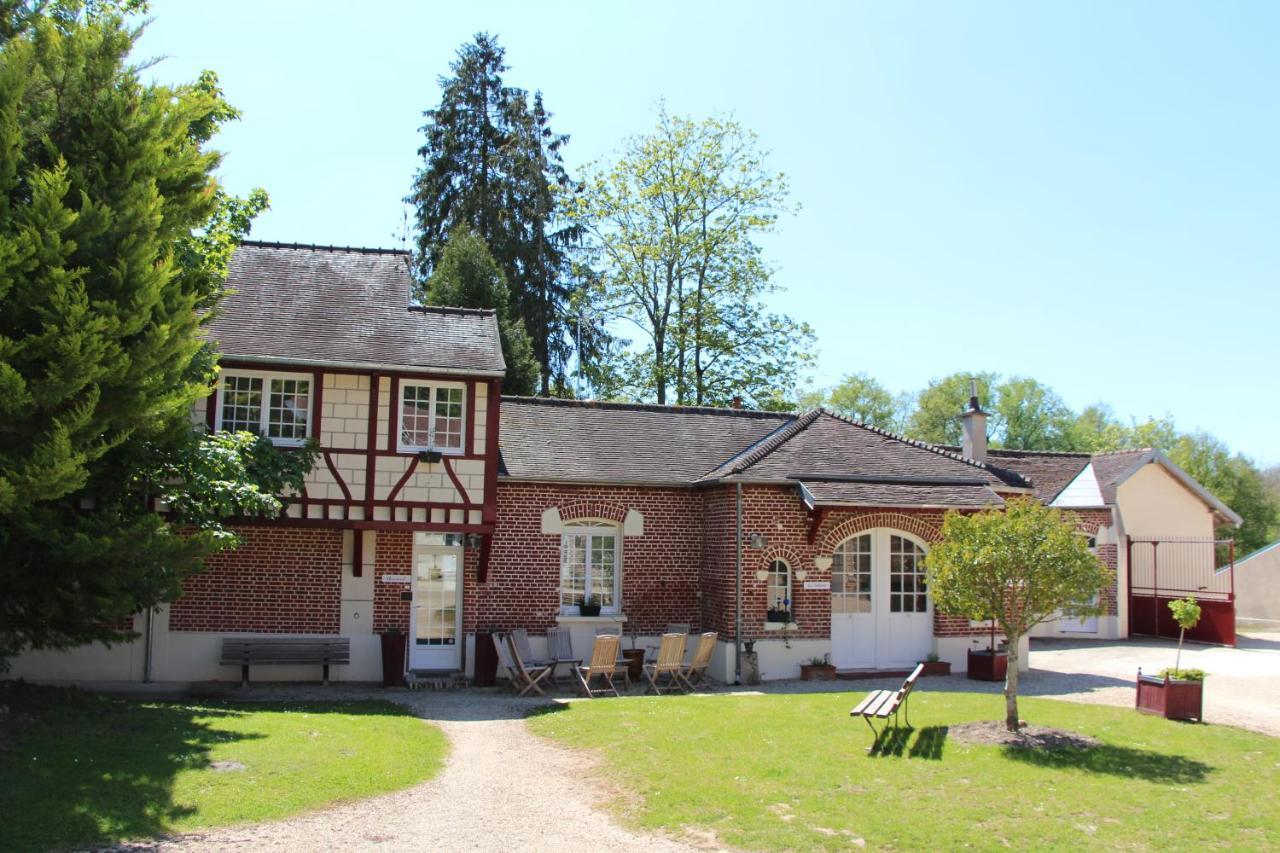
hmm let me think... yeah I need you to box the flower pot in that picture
[578,603,601,617]
[966,648,1007,682]
[1136,672,1203,722]
[766,609,792,623]
[919,660,952,677]
[800,663,837,681]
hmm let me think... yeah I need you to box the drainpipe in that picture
[735,482,743,684]
[143,606,154,683]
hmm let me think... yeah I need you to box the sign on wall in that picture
[803,581,831,591]
[381,575,411,584]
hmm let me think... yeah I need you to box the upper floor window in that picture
[399,381,465,453]
[216,370,311,446]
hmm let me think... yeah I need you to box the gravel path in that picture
[138,688,704,853]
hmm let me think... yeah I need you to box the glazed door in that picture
[408,541,463,671]
[831,530,932,669]
[830,533,876,669]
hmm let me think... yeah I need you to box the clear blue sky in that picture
[140,1,1278,465]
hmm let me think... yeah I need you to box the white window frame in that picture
[214,368,313,447]
[397,379,467,455]
[767,558,792,615]
[559,522,622,615]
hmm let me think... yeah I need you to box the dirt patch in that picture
[950,720,1099,751]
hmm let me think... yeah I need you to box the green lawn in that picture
[0,684,448,852]
[529,690,1280,851]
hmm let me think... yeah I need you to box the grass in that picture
[528,690,1280,851]
[0,683,448,851]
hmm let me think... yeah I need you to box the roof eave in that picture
[217,353,506,378]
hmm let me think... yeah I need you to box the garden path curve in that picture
[144,689,708,853]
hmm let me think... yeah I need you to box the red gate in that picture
[1127,537,1235,646]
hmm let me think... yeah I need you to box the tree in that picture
[927,498,1110,731]
[994,376,1075,450]
[1167,596,1201,677]
[408,33,582,394]
[0,3,309,663]
[906,372,1000,445]
[421,227,540,394]
[566,108,813,406]
[808,372,902,430]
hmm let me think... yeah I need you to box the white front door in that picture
[830,529,933,669]
[408,535,463,671]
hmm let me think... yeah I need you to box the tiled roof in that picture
[497,397,793,484]
[983,449,1091,503]
[719,412,1023,490]
[207,242,506,375]
[797,479,1005,509]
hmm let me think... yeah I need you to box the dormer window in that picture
[399,380,465,454]
[215,370,311,446]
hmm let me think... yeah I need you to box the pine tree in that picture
[422,227,540,395]
[0,3,308,663]
[408,33,583,394]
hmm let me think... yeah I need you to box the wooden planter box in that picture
[800,663,837,681]
[919,660,952,677]
[1136,673,1203,722]
[966,648,1008,682]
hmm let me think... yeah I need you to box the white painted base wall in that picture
[1029,615,1120,640]
[932,634,1030,673]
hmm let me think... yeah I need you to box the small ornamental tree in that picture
[928,498,1111,731]
[1168,596,1202,677]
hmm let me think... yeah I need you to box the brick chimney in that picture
[961,379,987,463]
[731,395,743,410]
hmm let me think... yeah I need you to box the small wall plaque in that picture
[382,575,411,584]
[803,580,831,591]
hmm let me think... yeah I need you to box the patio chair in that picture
[494,632,553,697]
[643,633,688,695]
[644,623,692,662]
[545,626,581,686]
[595,625,632,689]
[510,628,550,668]
[575,633,622,698]
[677,632,718,691]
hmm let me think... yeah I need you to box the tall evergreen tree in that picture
[0,2,310,663]
[408,33,582,394]
[421,227,540,394]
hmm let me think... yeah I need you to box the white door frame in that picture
[830,528,933,669]
[408,537,464,671]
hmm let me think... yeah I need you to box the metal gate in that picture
[1127,536,1236,646]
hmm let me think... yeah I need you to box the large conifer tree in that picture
[408,33,582,394]
[0,2,310,662]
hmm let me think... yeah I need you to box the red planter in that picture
[800,663,837,681]
[967,649,1008,682]
[919,661,952,677]
[1135,673,1203,721]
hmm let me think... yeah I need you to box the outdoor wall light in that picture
[749,533,768,549]
[464,533,483,549]
[813,554,833,571]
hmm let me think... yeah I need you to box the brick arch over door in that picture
[817,511,943,554]
[558,500,629,525]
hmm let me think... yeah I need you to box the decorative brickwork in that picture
[556,499,630,525]
[170,525,342,633]
[816,511,943,554]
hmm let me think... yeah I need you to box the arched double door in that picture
[829,528,933,669]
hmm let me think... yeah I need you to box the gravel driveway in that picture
[132,633,1280,851]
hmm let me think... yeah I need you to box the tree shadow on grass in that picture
[0,684,410,851]
[1001,742,1214,784]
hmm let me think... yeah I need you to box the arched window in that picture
[767,558,792,616]
[832,533,872,613]
[560,521,621,614]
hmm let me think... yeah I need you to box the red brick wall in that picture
[479,483,705,634]
[170,525,342,633]
[370,531,480,635]
[1065,508,1120,616]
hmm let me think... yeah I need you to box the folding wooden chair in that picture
[510,628,550,668]
[495,632,553,697]
[576,633,622,698]
[645,623,691,662]
[643,633,687,694]
[595,625,632,689]
[677,631,717,691]
[545,626,581,686]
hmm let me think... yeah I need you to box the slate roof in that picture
[497,397,793,485]
[207,242,506,375]
[797,479,1005,509]
[983,449,1091,504]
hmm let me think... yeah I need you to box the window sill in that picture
[556,614,628,625]
[763,621,799,631]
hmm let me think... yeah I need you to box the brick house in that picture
[8,242,1240,684]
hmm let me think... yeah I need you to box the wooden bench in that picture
[850,663,924,750]
[220,637,350,686]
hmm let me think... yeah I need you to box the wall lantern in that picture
[749,533,768,549]
[813,554,833,571]
[464,533,484,549]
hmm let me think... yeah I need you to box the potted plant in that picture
[966,619,1008,682]
[578,595,601,617]
[766,596,792,623]
[1136,596,1205,721]
[919,652,951,677]
[800,654,837,681]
